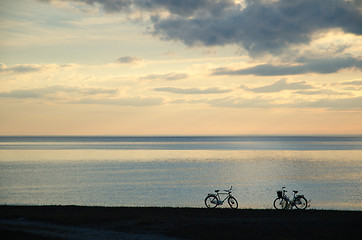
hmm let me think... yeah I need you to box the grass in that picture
[1,205,361,240]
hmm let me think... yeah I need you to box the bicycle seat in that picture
[293,190,298,194]
[215,190,220,193]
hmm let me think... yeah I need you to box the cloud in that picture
[117,56,143,64]
[141,72,188,81]
[213,57,362,76]
[0,85,163,106]
[42,0,362,56]
[241,79,314,93]
[73,97,163,106]
[339,80,362,86]
[292,96,362,110]
[332,79,362,91]
[0,63,43,73]
[46,0,236,16]
[0,63,80,74]
[208,95,362,110]
[151,0,362,56]
[209,96,277,109]
[153,87,232,94]
[294,89,352,96]
[0,86,118,99]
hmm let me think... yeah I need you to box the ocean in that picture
[0,136,361,210]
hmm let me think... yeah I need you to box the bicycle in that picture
[204,186,238,209]
[273,187,308,210]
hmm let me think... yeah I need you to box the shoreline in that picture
[1,205,361,240]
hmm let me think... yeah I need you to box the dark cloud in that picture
[136,0,235,17]
[142,72,188,81]
[38,0,132,13]
[41,0,234,16]
[40,0,362,56]
[241,79,314,93]
[153,87,232,94]
[82,0,132,13]
[151,0,362,56]
[213,57,362,76]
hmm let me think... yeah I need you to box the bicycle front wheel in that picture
[228,196,238,209]
[273,197,288,210]
[205,195,218,208]
[295,196,308,210]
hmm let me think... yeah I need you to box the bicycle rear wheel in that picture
[205,195,218,208]
[273,197,288,210]
[295,196,308,210]
[228,196,238,209]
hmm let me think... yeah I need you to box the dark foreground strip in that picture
[1,206,361,240]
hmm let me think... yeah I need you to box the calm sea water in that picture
[0,136,361,210]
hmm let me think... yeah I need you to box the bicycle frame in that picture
[283,190,301,206]
[205,186,238,209]
[212,191,232,205]
[276,187,307,209]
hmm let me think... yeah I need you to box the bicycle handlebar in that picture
[225,186,233,192]
[215,186,233,193]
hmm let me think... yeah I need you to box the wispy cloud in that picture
[292,96,362,110]
[208,95,362,111]
[0,85,163,106]
[0,63,80,74]
[72,97,163,106]
[0,63,43,73]
[209,97,277,109]
[142,73,188,81]
[117,56,143,64]
[0,85,118,99]
[213,57,362,76]
[153,87,232,95]
[333,79,362,91]
[241,79,314,93]
[339,80,362,86]
[295,89,352,96]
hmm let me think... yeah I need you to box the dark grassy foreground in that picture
[1,205,361,240]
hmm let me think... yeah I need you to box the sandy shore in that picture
[1,205,361,240]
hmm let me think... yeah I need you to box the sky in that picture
[1,0,362,135]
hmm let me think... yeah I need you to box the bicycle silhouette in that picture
[204,186,238,209]
[273,187,308,210]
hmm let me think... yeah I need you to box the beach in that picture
[1,205,361,240]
